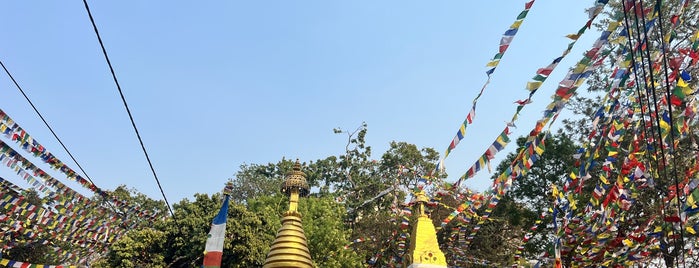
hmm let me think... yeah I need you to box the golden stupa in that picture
[262,161,314,268]
[403,190,448,268]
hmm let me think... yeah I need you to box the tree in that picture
[94,227,167,268]
[0,188,80,264]
[248,194,364,267]
[228,160,294,204]
[501,132,578,212]
[161,193,271,268]
[227,124,446,266]
[561,0,699,266]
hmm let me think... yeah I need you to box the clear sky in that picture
[0,1,600,204]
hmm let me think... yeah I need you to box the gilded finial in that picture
[281,159,309,197]
[413,190,429,217]
[263,159,314,268]
[223,181,234,196]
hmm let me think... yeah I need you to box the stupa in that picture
[403,190,448,268]
[262,161,313,268]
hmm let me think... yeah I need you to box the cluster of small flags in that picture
[0,109,158,219]
[0,258,79,268]
[438,0,536,173]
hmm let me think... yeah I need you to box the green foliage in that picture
[0,189,73,264]
[161,193,271,268]
[4,124,450,267]
[97,193,272,268]
[503,132,578,212]
[248,195,365,267]
[96,228,167,268]
[229,160,294,203]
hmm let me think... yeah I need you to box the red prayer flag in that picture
[524,0,534,9]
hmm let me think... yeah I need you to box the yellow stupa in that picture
[403,190,448,268]
[263,161,314,268]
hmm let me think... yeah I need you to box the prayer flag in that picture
[202,195,230,268]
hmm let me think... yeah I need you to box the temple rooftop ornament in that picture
[263,160,313,268]
[404,190,448,268]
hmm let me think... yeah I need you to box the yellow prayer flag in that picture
[622,239,633,247]
[567,193,577,209]
[510,20,523,29]
[534,145,544,155]
[613,120,624,130]
[574,79,585,87]
[684,85,694,96]
[659,120,670,132]
[0,259,9,266]
[686,226,697,235]
[526,81,543,91]
[570,65,585,74]
[678,78,689,88]
[486,60,500,67]
[607,21,620,30]
[610,36,627,45]
[688,194,697,208]
[566,34,580,40]
[551,185,559,198]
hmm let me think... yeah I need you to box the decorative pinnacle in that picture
[281,160,309,197]
[223,181,234,196]
[413,190,429,216]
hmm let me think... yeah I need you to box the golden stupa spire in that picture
[404,190,448,268]
[263,160,313,268]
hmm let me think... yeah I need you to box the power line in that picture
[0,60,99,187]
[0,59,126,216]
[653,0,686,266]
[80,0,175,218]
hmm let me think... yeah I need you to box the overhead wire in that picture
[652,0,687,266]
[624,1,680,266]
[0,60,97,186]
[80,0,175,218]
[635,0,685,266]
[0,59,123,215]
[621,0,659,185]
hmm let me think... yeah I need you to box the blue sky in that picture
[0,1,600,204]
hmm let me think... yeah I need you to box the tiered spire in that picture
[404,190,448,268]
[263,161,313,268]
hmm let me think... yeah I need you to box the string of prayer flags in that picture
[437,0,537,171]
[449,0,613,193]
[0,177,121,249]
[0,258,79,268]
[450,127,511,190]
[0,109,159,219]
[485,0,535,75]
[460,134,548,248]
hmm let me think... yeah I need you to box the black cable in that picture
[653,0,687,266]
[621,1,656,175]
[636,0,684,266]
[0,59,125,215]
[628,0,664,178]
[638,0,670,192]
[625,2,680,266]
[0,60,98,187]
[80,0,175,218]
